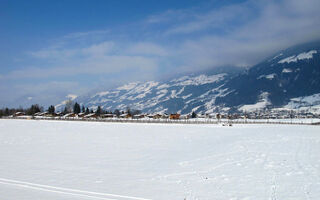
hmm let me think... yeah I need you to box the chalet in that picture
[161,113,169,119]
[197,114,206,118]
[180,114,190,119]
[34,112,49,117]
[78,113,86,118]
[207,113,216,119]
[13,112,25,117]
[133,114,145,119]
[120,113,131,118]
[34,112,42,116]
[84,113,98,119]
[153,114,162,119]
[170,113,180,120]
[147,114,154,119]
[101,114,114,118]
[62,113,77,118]
[55,112,64,117]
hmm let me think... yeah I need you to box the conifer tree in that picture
[63,107,68,114]
[96,106,102,116]
[5,108,9,116]
[191,111,197,118]
[114,109,120,117]
[27,104,41,115]
[48,105,55,114]
[73,102,81,114]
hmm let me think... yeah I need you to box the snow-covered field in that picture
[0,119,319,200]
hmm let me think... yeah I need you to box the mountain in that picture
[215,41,320,113]
[60,41,320,114]
[61,66,242,114]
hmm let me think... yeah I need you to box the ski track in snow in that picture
[0,178,151,200]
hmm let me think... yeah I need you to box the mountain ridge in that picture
[57,41,320,114]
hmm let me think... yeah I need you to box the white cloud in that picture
[2,0,320,107]
[156,0,320,69]
[62,30,110,40]
[125,42,168,56]
[81,41,115,56]
[23,0,320,78]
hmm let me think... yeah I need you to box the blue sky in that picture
[1,0,320,108]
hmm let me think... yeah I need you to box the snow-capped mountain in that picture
[70,70,234,114]
[215,41,320,113]
[62,41,320,114]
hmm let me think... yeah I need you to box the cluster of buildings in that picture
[11,111,184,120]
[10,109,319,120]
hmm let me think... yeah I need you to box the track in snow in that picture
[0,178,151,200]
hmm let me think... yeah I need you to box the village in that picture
[6,108,320,124]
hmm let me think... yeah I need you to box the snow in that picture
[272,53,283,60]
[278,50,317,64]
[66,94,78,100]
[117,82,140,91]
[282,68,292,73]
[257,73,276,80]
[182,94,192,99]
[239,92,270,112]
[130,81,159,94]
[0,119,320,200]
[283,93,320,114]
[191,106,201,112]
[156,84,169,90]
[170,90,177,98]
[172,74,226,86]
[290,93,320,104]
[96,91,110,97]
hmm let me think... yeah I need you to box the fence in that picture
[1,116,319,126]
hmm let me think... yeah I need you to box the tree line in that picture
[0,101,141,118]
[0,104,43,117]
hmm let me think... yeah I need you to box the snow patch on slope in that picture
[172,74,226,86]
[282,68,292,73]
[239,92,270,112]
[278,50,317,64]
[117,82,139,91]
[95,91,110,97]
[257,73,276,80]
[283,93,320,113]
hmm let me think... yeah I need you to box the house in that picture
[62,113,77,118]
[13,112,25,117]
[180,114,190,119]
[197,114,206,118]
[101,114,114,118]
[153,114,162,119]
[170,113,180,120]
[34,112,42,116]
[133,114,145,119]
[146,114,154,118]
[34,112,48,117]
[55,112,64,117]
[84,113,98,119]
[161,113,169,119]
[120,113,131,118]
[78,113,86,118]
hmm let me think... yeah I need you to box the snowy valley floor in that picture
[0,119,319,200]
